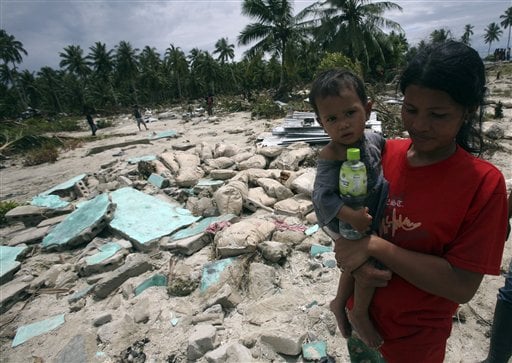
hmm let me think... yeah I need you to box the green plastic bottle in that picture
[339,148,367,239]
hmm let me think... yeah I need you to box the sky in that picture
[1,0,511,73]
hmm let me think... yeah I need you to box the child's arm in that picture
[338,205,372,234]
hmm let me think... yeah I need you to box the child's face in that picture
[316,88,371,146]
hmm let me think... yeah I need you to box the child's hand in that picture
[348,207,372,234]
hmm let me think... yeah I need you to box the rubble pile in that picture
[1,140,348,362]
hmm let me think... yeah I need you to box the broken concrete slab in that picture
[162,214,237,255]
[12,314,65,347]
[147,173,170,189]
[310,244,333,257]
[193,178,224,194]
[42,194,114,251]
[200,257,236,293]
[302,340,328,361]
[55,333,98,363]
[260,330,307,356]
[5,204,74,227]
[127,155,157,164]
[7,225,51,246]
[148,130,178,140]
[87,139,151,156]
[78,241,128,277]
[0,280,30,314]
[30,194,69,209]
[36,214,68,228]
[109,187,200,250]
[187,324,218,360]
[0,245,29,284]
[93,253,153,299]
[68,285,94,303]
[134,274,168,296]
[85,242,122,265]
[39,174,87,196]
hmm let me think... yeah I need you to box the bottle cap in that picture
[347,148,360,161]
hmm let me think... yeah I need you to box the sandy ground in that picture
[1,91,511,362]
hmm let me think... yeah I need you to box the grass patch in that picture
[250,94,286,119]
[23,143,59,166]
[0,200,19,226]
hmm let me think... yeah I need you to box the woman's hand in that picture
[352,261,392,288]
[334,235,371,273]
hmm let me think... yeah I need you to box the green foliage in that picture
[250,94,286,119]
[218,96,251,113]
[316,53,363,77]
[95,118,113,129]
[23,143,59,166]
[0,200,19,226]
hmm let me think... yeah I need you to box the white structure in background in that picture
[259,111,382,147]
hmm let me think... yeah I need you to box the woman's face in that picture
[316,88,371,146]
[401,85,466,155]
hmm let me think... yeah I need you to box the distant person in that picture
[206,94,214,116]
[85,113,97,136]
[133,105,148,131]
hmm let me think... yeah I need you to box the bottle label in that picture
[339,162,367,197]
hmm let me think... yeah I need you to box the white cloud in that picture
[2,0,511,72]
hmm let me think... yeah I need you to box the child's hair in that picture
[399,40,486,155]
[309,68,367,116]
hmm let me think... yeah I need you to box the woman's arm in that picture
[368,235,483,303]
[335,235,483,304]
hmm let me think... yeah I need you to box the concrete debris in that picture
[0,137,365,361]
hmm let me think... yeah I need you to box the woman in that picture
[334,41,509,362]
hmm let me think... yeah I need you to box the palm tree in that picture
[429,28,453,44]
[138,46,164,104]
[484,22,503,55]
[59,45,90,79]
[114,41,139,105]
[87,41,117,106]
[164,44,189,100]
[88,42,114,76]
[0,30,28,108]
[304,0,403,73]
[461,24,474,45]
[18,70,39,108]
[188,49,221,97]
[36,67,64,113]
[238,0,308,99]
[500,7,512,52]
[214,37,235,64]
[59,45,91,110]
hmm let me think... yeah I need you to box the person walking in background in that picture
[333,41,508,363]
[206,93,214,116]
[482,189,512,363]
[133,105,148,131]
[310,68,389,349]
[85,112,97,136]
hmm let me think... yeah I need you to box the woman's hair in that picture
[399,40,486,155]
[309,69,367,116]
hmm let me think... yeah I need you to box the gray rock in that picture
[188,324,218,360]
[93,254,153,299]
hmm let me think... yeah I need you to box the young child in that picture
[310,69,388,348]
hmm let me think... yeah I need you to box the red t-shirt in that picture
[370,139,508,361]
